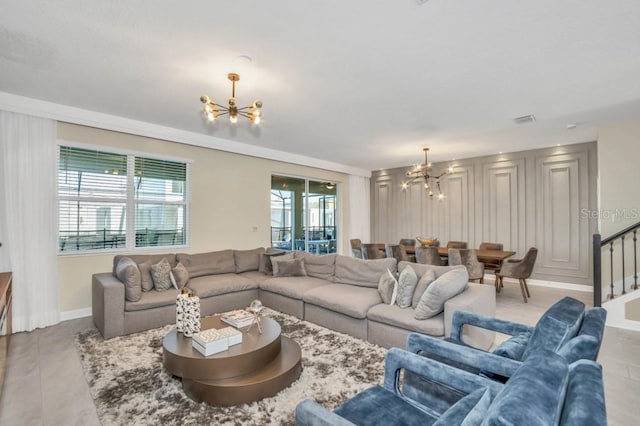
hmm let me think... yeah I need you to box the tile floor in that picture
[0,282,639,425]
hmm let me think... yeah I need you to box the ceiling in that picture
[1,0,640,172]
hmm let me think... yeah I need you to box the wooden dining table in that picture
[405,246,516,267]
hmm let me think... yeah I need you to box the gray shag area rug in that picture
[75,309,387,425]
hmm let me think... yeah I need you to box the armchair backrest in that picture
[557,307,607,363]
[559,360,607,426]
[522,296,585,360]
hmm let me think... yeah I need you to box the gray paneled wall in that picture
[371,142,597,286]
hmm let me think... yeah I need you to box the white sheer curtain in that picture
[347,174,371,243]
[0,111,59,332]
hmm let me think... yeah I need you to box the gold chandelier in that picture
[200,73,262,124]
[402,147,453,200]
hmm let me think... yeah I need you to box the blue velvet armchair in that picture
[406,296,607,381]
[295,348,606,425]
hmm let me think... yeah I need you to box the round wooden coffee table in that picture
[162,315,302,406]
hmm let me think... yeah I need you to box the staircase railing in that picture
[593,220,640,307]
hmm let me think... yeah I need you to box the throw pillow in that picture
[171,262,189,289]
[259,251,286,274]
[396,265,418,308]
[138,259,154,292]
[271,252,295,275]
[377,268,398,305]
[115,257,142,302]
[273,258,307,277]
[415,266,469,320]
[151,258,173,291]
[411,269,436,309]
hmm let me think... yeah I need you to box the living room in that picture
[1,1,640,425]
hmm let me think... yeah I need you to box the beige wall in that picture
[57,123,349,312]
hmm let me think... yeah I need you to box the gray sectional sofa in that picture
[92,248,496,349]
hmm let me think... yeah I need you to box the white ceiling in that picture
[1,0,640,172]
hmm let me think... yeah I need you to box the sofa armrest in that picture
[450,311,534,343]
[406,333,522,379]
[295,399,356,426]
[92,272,125,339]
[444,283,496,350]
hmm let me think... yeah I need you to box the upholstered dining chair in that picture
[385,244,412,264]
[478,242,504,272]
[448,249,485,283]
[362,243,386,260]
[446,240,468,249]
[415,246,442,266]
[495,247,538,303]
[350,239,363,259]
[398,238,417,262]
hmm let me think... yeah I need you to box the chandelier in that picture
[402,147,453,200]
[200,73,263,124]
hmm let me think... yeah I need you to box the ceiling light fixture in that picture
[200,73,263,124]
[402,148,453,200]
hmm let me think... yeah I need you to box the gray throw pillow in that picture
[273,258,307,277]
[377,268,398,305]
[415,266,469,320]
[412,269,436,309]
[396,265,418,308]
[151,258,173,291]
[138,259,154,292]
[271,252,295,275]
[116,257,142,302]
[171,262,189,289]
[259,251,286,274]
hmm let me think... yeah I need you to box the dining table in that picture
[405,246,516,268]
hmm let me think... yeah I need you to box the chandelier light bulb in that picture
[207,112,215,122]
[230,114,238,124]
[429,190,434,197]
[424,182,429,189]
[402,182,408,189]
[253,115,261,125]
[448,165,454,173]
[438,193,444,200]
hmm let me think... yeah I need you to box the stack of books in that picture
[221,309,255,328]
[192,326,243,356]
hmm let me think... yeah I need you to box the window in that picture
[270,175,338,254]
[58,145,190,253]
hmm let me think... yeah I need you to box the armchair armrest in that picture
[449,310,534,343]
[295,400,356,426]
[406,333,523,379]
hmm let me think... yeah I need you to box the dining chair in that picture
[385,244,412,263]
[448,249,485,283]
[478,242,504,272]
[495,247,538,303]
[398,239,417,262]
[350,239,363,259]
[362,243,386,260]
[415,246,442,266]
[446,240,468,249]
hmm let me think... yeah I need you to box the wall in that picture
[57,123,349,313]
[371,142,598,286]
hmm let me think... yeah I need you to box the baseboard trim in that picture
[483,274,593,293]
[60,307,92,321]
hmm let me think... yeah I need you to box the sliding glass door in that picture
[270,175,338,254]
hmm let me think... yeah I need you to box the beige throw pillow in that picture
[270,252,295,275]
[273,258,307,277]
[378,268,398,305]
[415,266,469,320]
[151,258,173,291]
[259,251,286,274]
[116,257,142,302]
[396,265,418,308]
[411,269,437,309]
[138,260,154,292]
[171,262,189,289]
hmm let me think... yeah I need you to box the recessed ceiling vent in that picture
[513,114,536,124]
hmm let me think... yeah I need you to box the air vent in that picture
[513,114,536,124]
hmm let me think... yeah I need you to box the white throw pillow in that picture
[377,268,398,305]
[396,265,418,308]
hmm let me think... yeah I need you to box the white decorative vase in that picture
[176,289,200,336]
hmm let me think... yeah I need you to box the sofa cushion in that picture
[412,269,436,309]
[186,273,258,298]
[239,270,272,285]
[113,253,177,276]
[335,256,397,288]
[151,258,173,291]
[303,284,382,319]
[415,266,469,320]
[294,252,336,281]
[260,276,332,300]
[234,247,265,273]
[115,257,142,302]
[177,250,236,278]
[396,265,418,308]
[367,303,445,337]
[125,287,180,312]
[378,269,398,305]
[274,258,307,277]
